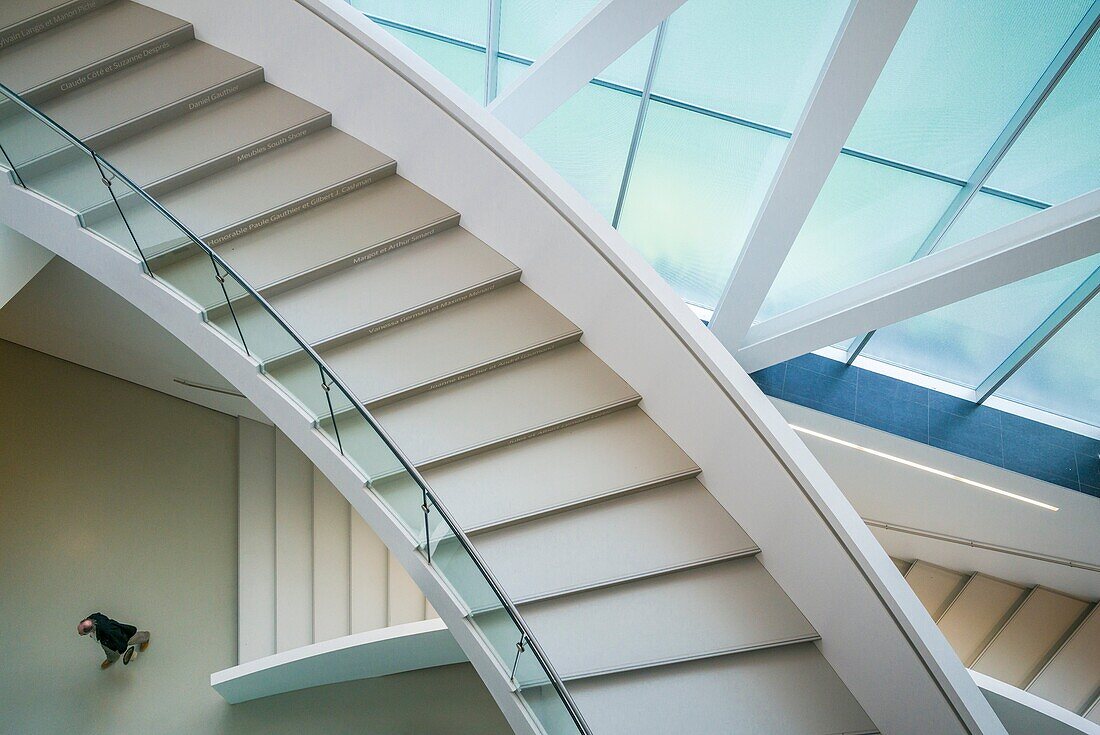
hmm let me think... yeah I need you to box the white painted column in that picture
[350,511,388,633]
[237,417,276,663]
[311,466,350,642]
[274,429,313,651]
[387,553,425,626]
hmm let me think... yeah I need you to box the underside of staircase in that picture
[0,2,1013,734]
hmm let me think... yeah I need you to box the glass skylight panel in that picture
[499,0,600,62]
[846,0,1090,179]
[759,155,959,322]
[758,0,1092,323]
[864,255,1100,388]
[616,102,785,309]
[524,82,641,220]
[651,0,848,131]
[351,0,488,45]
[982,31,1100,205]
[997,286,1100,428]
[935,193,1043,250]
[383,28,486,102]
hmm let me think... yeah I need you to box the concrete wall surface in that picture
[0,338,508,734]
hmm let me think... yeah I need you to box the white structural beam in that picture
[0,222,52,309]
[708,0,916,349]
[488,0,687,136]
[737,189,1100,372]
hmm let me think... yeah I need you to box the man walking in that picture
[77,613,151,669]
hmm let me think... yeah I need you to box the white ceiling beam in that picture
[488,0,687,137]
[736,189,1100,372]
[707,0,916,348]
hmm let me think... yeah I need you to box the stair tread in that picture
[422,407,696,530]
[0,1,189,95]
[269,283,577,412]
[471,479,755,603]
[219,227,517,355]
[904,560,968,621]
[498,557,815,679]
[164,173,456,291]
[972,587,1090,688]
[0,0,113,47]
[374,342,637,465]
[562,644,874,735]
[30,83,328,212]
[1027,604,1100,714]
[0,40,259,165]
[92,126,392,250]
[936,573,1027,667]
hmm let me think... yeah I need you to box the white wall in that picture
[237,418,436,664]
[774,400,1100,599]
[0,338,507,734]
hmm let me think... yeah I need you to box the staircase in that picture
[0,2,1005,734]
[897,558,1100,725]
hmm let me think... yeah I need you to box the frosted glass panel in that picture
[984,33,1100,204]
[385,28,486,102]
[598,29,657,90]
[352,0,488,44]
[998,282,1100,427]
[524,83,639,221]
[616,100,786,309]
[499,0,599,60]
[846,0,1091,179]
[937,193,1043,250]
[865,255,1100,387]
[496,57,528,95]
[652,0,848,130]
[760,156,960,322]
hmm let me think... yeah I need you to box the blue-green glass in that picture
[759,155,960,322]
[524,78,640,221]
[499,0,599,61]
[598,28,657,90]
[865,255,1100,388]
[998,287,1100,427]
[496,57,528,96]
[847,0,1091,179]
[617,99,786,310]
[983,33,1100,205]
[936,193,1044,250]
[352,0,487,44]
[384,28,486,102]
[651,0,848,130]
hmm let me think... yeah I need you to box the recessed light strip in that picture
[790,424,1059,512]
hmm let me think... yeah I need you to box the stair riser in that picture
[144,159,399,272]
[466,468,703,535]
[259,270,522,372]
[82,66,266,152]
[17,24,195,105]
[318,270,524,351]
[204,162,398,248]
[79,112,332,222]
[520,635,822,688]
[255,213,462,301]
[417,396,641,471]
[312,331,584,422]
[0,0,116,51]
[365,331,583,410]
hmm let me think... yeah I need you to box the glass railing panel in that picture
[0,78,588,735]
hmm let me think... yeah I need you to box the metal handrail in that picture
[0,80,591,734]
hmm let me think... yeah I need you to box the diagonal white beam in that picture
[736,188,1100,372]
[487,0,687,136]
[708,0,916,348]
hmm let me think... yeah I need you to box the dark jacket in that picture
[84,612,136,654]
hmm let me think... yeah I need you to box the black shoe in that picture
[122,646,135,665]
